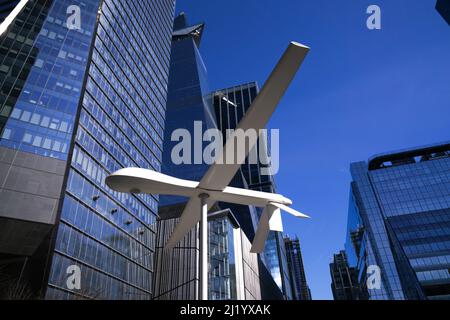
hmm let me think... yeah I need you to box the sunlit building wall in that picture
[0,0,175,299]
[346,142,450,300]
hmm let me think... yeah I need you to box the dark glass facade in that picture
[154,12,214,300]
[436,0,450,25]
[210,82,275,194]
[284,236,311,300]
[153,203,200,300]
[209,83,293,299]
[330,250,359,300]
[0,0,20,24]
[0,0,175,299]
[345,142,450,300]
[156,16,284,300]
[159,12,214,191]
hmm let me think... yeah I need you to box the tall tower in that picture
[284,236,312,300]
[154,14,284,301]
[0,0,176,299]
[154,12,214,300]
[209,83,294,299]
[346,142,450,300]
[329,251,359,300]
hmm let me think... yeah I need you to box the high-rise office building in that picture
[436,0,450,25]
[345,142,450,300]
[210,83,276,195]
[155,15,284,300]
[154,209,262,300]
[153,11,214,300]
[330,250,359,300]
[208,209,262,300]
[0,0,175,299]
[284,236,311,300]
[160,12,213,186]
[209,83,293,299]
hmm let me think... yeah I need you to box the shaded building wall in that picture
[155,12,212,300]
[154,208,262,301]
[330,251,359,300]
[153,203,199,300]
[285,236,311,300]
[0,0,20,24]
[209,83,292,299]
[159,13,214,192]
[209,82,275,195]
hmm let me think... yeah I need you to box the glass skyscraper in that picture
[209,83,293,299]
[209,209,262,300]
[155,15,285,300]
[159,12,214,187]
[329,250,359,300]
[284,236,311,300]
[153,12,214,300]
[345,142,450,300]
[0,0,175,299]
[210,83,276,195]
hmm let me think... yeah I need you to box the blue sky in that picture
[176,0,450,299]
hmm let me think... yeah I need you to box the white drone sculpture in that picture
[106,41,310,300]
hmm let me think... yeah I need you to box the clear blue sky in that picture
[176,0,450,299]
